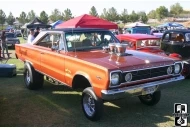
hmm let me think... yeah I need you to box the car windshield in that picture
[65,31,119,51]
[185,33,190,42]
[136,39,160,48]
[5,33,16,38]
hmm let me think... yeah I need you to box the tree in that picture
[49,9,63,22]
[120,9,129,24]
[156,6,169,21]
[100,8,108,20]
[170,3,183,17]
[39,11,49,24]
[27,10,36,22]
[18,11,28,24]
[106,7,119,22]
[129,11,139,22]
[147,10,157,19]
[138,11,148,23]
[62,8,73,21]
[0,9,6,28]
[89,6,98,17]
[6,12,15,25]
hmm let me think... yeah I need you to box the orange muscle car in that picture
[15,28,184,121]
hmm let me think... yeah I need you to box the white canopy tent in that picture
[124,22,150,28]
[20,23,30,38]
[21,23,30,29]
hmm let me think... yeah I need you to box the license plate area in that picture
[142,86,157,95]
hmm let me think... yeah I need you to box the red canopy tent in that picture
[55,14,118,29]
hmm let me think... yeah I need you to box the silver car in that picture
[5,32,20,48]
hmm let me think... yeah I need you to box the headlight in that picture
[167,66,173,74]
[125,73,132,82]
[174,63,181,74]
[111,73,120,86]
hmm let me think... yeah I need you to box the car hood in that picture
[67,50,177,71]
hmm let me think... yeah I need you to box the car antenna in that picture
[72,28,77,57]
[118,26,121,44]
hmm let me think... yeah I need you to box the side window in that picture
[185,33,190,42]
[121,40,133,48]
[37,33,61,49]
[174,33,184,42]
[163,33,169,41]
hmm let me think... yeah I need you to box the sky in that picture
[0,0,190,18]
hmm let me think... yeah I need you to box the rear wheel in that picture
[82,87,103,121]
[23,63,44,90]
[138,91,161,106]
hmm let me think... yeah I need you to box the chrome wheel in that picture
[83,93,95,117]
[82,87,103,121]
[25,70,30,86]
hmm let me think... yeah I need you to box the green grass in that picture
[0,50,190,126]
[18,37,27,44]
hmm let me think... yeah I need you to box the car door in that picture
[47,33,66,83]
[161,32,184,55]
[183,33,190,58]
[35,32,66,83]
[161,32,170,52]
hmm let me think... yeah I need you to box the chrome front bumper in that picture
[101,75,184,100]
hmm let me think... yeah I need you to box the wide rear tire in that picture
[138,91,161,106]
[23,63,44,90]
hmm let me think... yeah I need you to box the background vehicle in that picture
[161,29,190,78]
[5,32,20,48]
[116,34,181,58]
[15,30,22,37]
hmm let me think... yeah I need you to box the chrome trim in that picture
[109,62,183,88]
[102,75,184,100]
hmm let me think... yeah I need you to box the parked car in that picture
[161,29,190,78]
[15,30,22,37]
[5,32,20,48]
[15,28,184,121]
[116,34,181,57]
[116,34,189,78]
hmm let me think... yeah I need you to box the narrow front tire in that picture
[81,87,103,121]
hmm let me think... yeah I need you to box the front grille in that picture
[122,65,174,82]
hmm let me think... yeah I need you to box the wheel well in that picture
[72,75,91,89]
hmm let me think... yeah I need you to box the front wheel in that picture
[182,63,190,79]
[82,87,103,121]
[138,91,161,106]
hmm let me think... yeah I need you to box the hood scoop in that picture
[103,43,132,56]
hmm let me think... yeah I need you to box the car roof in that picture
[42,28,110,33]
[117,34,160,41]
[5,32,14,34]
[164,29,190,34]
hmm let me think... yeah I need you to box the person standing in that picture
[0,38,2,58]
[34,27,40,38]
[1,31,10,58]
[27,29,35,44]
